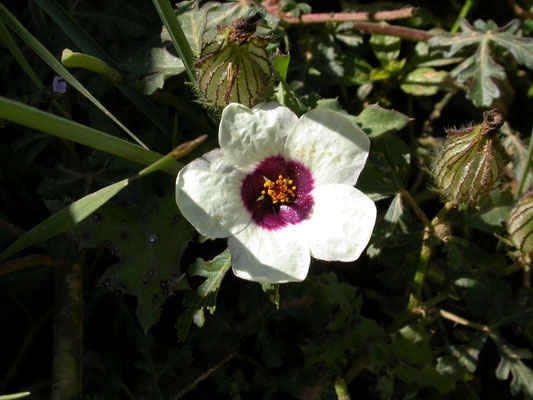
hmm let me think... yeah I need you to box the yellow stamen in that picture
[261,174,297,204]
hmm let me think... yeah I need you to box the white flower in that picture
[176,102,377,283]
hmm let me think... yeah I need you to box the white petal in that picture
[284,109,370,186]
[303,184,376,262]
[219,102,298,171]
[176,149,250,238]
[229,224,310,283]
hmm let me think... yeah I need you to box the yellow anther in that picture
[260,174,298,204]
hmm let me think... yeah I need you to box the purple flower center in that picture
[240,156,314,230]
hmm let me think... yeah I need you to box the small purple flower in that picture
[176,103,376,283]
[52,76,67,94]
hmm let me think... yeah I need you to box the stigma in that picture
[261,175,297,204]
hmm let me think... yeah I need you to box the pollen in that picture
[261,175,297,204]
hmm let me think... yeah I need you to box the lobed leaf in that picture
[176,248,232,341]
[491,332,533,398]
[72,195,194,333]
[430,18,533,107]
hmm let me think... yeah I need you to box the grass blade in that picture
[0,3,148,149]
[0,178,131,264]
[152,0,196,82]
[34,0,172,137]
[0,96,181,176]
[0,133,204,264]
[0,18,69,118]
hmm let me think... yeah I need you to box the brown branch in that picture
[52,261,83,400]
[0,254,62,277]
[279,8,418,24]
[351,21,435,41]
[261,1,434,41]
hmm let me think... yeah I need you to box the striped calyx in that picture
[431,109,510,206]
[194,13,272,109]
[508,193,533,253]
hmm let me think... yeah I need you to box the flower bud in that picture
[431,109,510,206]
[194,12,273,109]
[508,193,533,253]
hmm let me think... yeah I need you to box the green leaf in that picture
[437,332,488,378]
[72,195,194,333]
[491,331,533,398]
[369,31,401,66]
[489,20,533,69]
[489,287,533,328]
[430,18,533,107]
[452,43,506,107]
[355,104,410,139]
[176,248,232,341]
[272,54,290,82]
[467,188,514,234]
[34,0,172,136]
[0,178,130,264]
[400,67,449,96]
[274,81,305,116]
[304,33,371,86]
[140,48,186,95]
[152,0,196,82]
[384,193,405,224]
[173,0,211,57]
[0,3,148,148]
[260,283,280,309]
[391,321,456,394]
[0,97,180,176]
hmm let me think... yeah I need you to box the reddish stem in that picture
[261,1,435,41]
[281,8,418,24]
[351,21,435,41]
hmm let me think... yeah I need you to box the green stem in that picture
[450,0,478,34]
[409,200,456,311]
[409,238,433,310]
[517,124,533,197]
[334,377,351,400]
[230,382,241,400]
[400,189,432,230]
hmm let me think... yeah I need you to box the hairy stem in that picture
[401,188,432,230]
[280,8,418,24]
[351,22,435,41]
[438,309,490,332]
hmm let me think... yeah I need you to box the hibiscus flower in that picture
[176,102,376,283]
